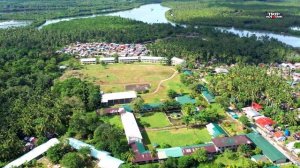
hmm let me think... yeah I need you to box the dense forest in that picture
[148,27,295,65]
[208,66,299,126]
[0,0,161,20]
[163,0,300,35]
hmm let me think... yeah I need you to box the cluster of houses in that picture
[57,42,149,57]
[242,103,290,142]
[79,56,185,66]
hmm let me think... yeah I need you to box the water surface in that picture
[0,20,32,29]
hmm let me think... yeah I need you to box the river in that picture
[0,20,32,29]
[3,3,300,47]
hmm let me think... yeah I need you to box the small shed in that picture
[175,95,196,105]
[251,155,269,163]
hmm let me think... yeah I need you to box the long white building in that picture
[80,58,97,64]
[100,57,115,64]
[118,56,139,63]
[140,56,167,64]
[4,138,60,168]
[68,138,124,168]
[101,91,137,106]
[121,112,143,144]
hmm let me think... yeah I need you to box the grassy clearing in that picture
[142,74,190,103]
[102,115,123,129]
[138,112,171,128]
[61,64,175,93]
[142,127,211,148]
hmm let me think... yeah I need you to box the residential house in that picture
[242,107,261,119]
[274,132,286,142]
[286,141,300,156]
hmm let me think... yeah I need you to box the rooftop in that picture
[101,91,137,103]
[4,138,60,168]
[246,132,287,162]
[255,117,275,127]
[206,123,227,138]
[120,112,143,143]
[212,135,252,148]
[175,95,196,105]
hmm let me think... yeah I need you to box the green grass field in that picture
[102,115,123,129]
[142,127,211,148]
[142,74,190,102]
[62,64,175,93]
[138,112,171,128]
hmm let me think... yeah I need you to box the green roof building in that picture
[206,123,227,138]
[246,133,288,164]
[157,147,183,159]
[202,90,215,104]
[175,95,196,105]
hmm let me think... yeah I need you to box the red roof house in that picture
[256,117,275,128]
[251,102,263,111]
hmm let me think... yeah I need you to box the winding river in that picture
[1,3,300,47]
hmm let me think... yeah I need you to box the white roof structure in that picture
[4,138,60,168]
[118,56,139,60]
[215,67,229,74]
[101,91,137,103]
[140,56,166,60]
[242,107,261,118]
[121,112,143,144]
[286,141,300,155]
[100,57,115,61]
[98,156,124,168]
[80,58,96,62]
[68,138,124,168]
[171,57,185,65]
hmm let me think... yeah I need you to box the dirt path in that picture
[150,68,178,94]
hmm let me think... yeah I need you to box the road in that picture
[255,127,300,166]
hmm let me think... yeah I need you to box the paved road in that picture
[255,127,300,166]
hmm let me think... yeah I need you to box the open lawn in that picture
[101,115,123,129]
[142,127,211,148]
[138,112,170,128]
[61,64,175,93]
[142,74,190,103]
